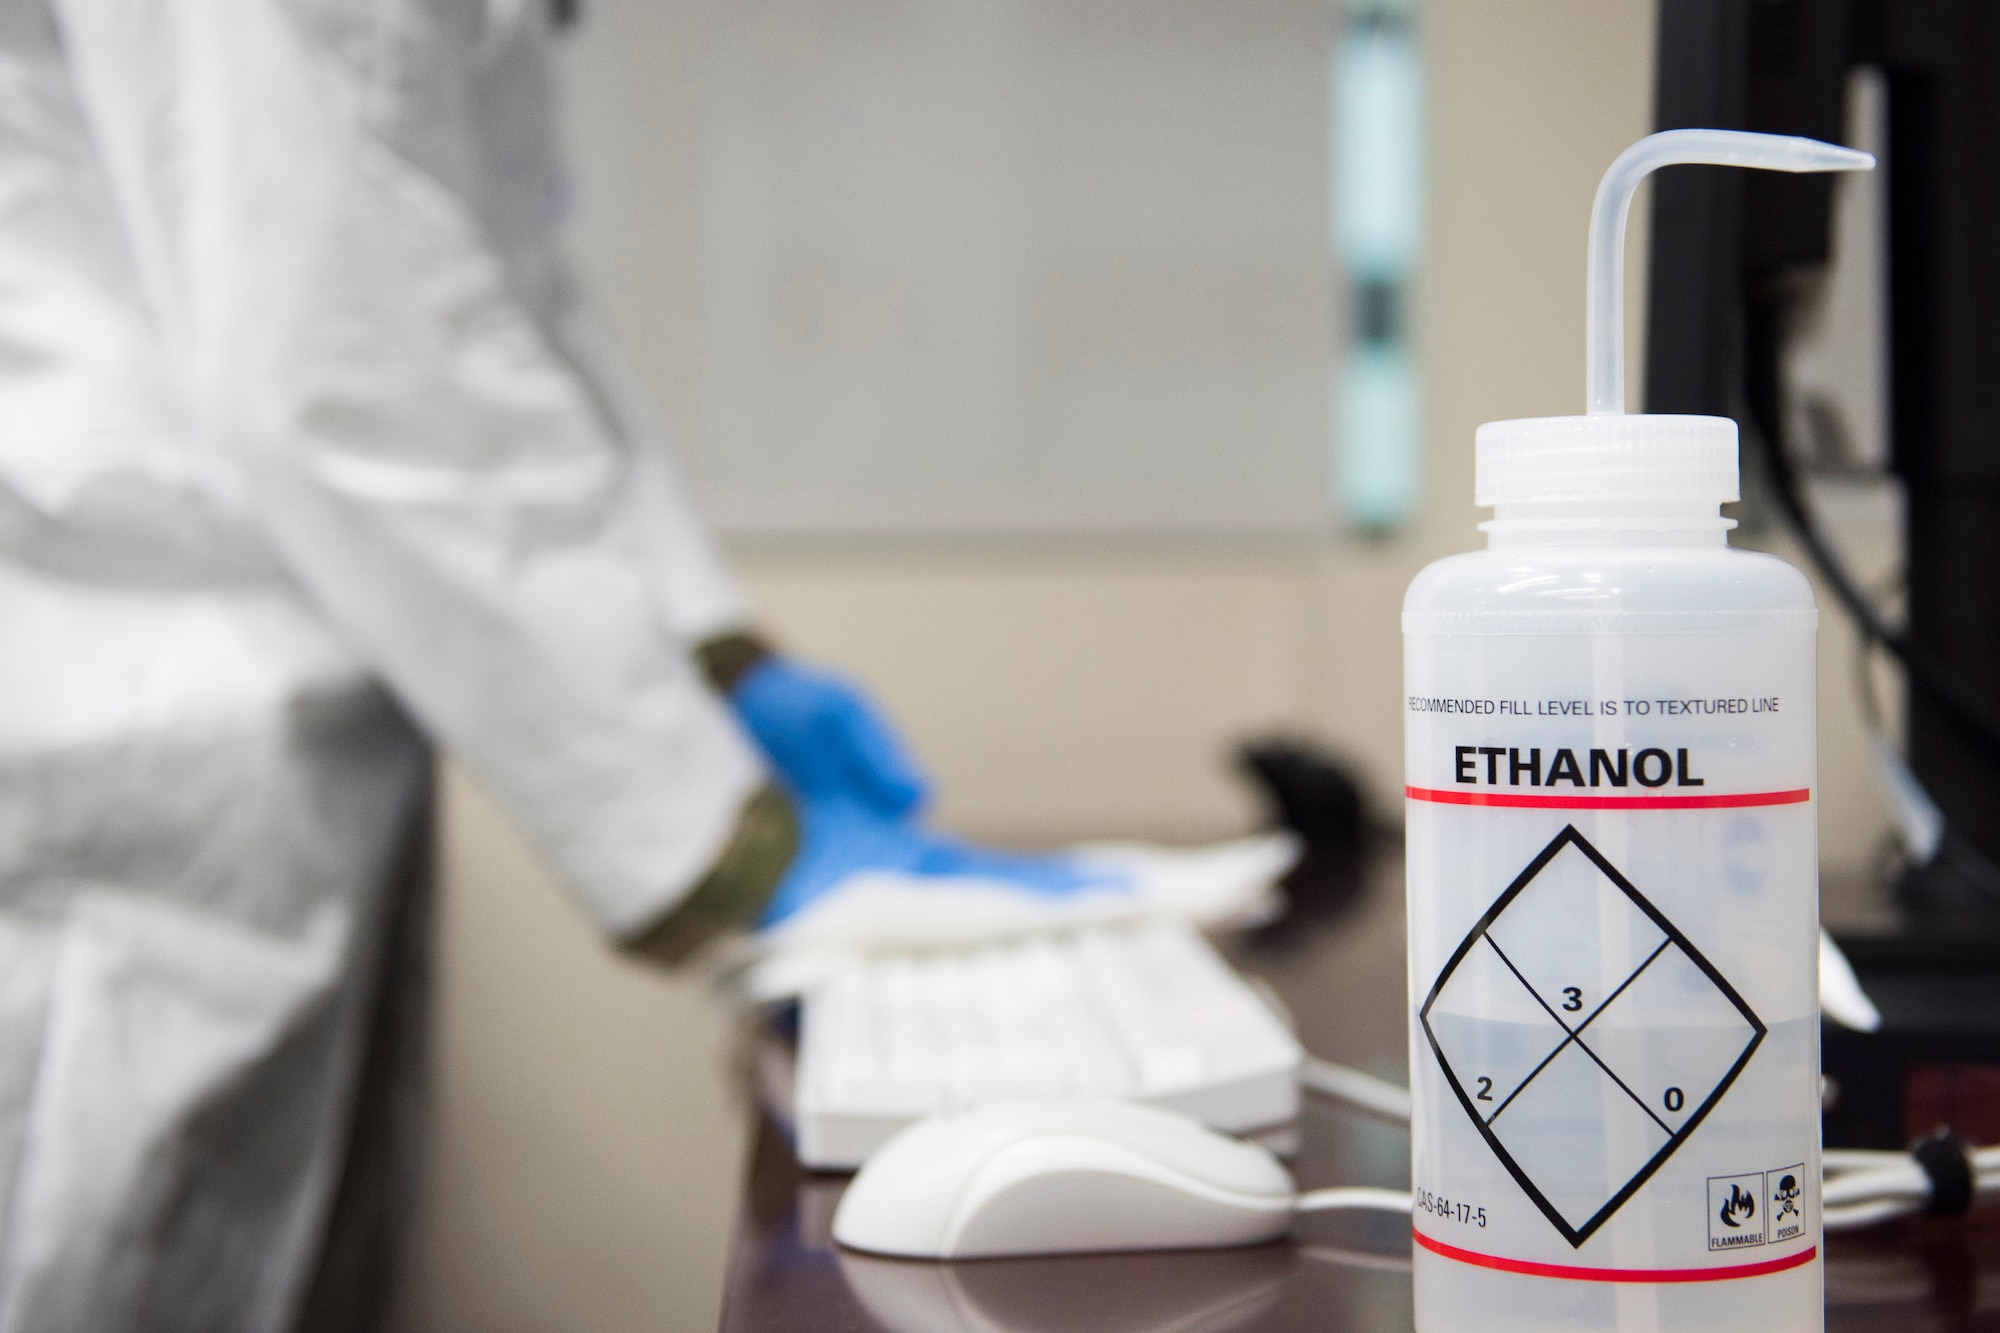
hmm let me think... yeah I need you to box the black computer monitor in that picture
[1644,0,2000,1150]
[1644,0,2000,918]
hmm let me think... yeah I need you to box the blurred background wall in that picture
[395,2,1891,1329]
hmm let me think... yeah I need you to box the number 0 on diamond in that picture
[1419,825,1766,1248]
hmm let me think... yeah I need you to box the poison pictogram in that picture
[1419,825,1765,1248]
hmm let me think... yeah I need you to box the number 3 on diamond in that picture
[1562,986,1583,1012]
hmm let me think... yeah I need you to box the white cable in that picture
[1298,1052,2000,1231]
[1792,1150,2000,1230]
[1300,1056,1413,1122]
[1819,930,1883,1032]
[1870,736,1946,864]
[1295,1186,1414,1215]
[1822,1164,1927,1208]
[1824,1199,1921,1232]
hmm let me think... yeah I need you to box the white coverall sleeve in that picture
[48,0,765,936]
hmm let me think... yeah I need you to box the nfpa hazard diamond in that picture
[1418,825,1765,1248]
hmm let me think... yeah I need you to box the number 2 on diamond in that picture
[1475,1076,1493,1102]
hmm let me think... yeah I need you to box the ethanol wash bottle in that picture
[1404,130,1872,1333]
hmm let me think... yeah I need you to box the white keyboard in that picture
[792,921,1303,1169]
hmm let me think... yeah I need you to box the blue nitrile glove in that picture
[759,796,1125,928]
[730,656,933,820]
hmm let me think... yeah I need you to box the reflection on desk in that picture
[836,1245,1296,1333]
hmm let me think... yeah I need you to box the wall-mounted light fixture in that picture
[1333,0,1422,532]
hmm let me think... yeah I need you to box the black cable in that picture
[1742,290,2000,756]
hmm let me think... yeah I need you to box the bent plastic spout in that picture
[1586,128,1874,416]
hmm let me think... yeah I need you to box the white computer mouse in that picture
[831,1100,1298,1259]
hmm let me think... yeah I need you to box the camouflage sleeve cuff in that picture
[694,630,776,695]
[624,784,799,968]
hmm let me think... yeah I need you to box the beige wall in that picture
[401,3,1892,1331]
[396,768,745,1333]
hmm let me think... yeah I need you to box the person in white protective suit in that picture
[0,0,1134,1328]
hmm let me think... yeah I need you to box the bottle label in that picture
[1405,629,1818,1280]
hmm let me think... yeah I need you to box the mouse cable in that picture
[1299,1055,1412,1122]
[1299,1056,1999,1231]
[1295,1186,1413,1214]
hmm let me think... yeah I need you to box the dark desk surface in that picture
[719,856,2000,1332]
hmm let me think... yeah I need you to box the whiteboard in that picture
[567,0,1335,537]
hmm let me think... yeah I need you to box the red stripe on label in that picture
[1405,785,1812,811]
[1414,1230,1818,1283]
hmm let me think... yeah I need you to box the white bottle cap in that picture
[1475,413,1737,507]
[1476,129,1872,511]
